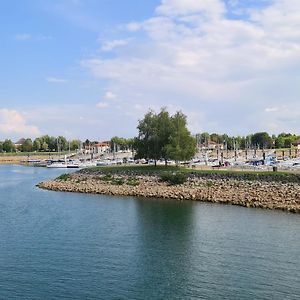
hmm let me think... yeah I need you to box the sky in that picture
[0,0,300,141]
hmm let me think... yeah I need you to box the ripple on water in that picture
[0,165,299,299]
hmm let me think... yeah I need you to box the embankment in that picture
[38,167,300,213]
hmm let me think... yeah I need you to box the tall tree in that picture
[251,132,273,149]
[33,138,41,151]
[3,139,15,152]
[135,110,161,164]
[21,138,33,152]
[165,111,196,163]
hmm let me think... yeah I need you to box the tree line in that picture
[1,110,299,155]
[196,132,300,150]
[0,136,81,153]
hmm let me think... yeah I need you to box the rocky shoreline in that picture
[38,170,300,213]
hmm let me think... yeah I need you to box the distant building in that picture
[84,142,111,154]
[292,139,300,150]
[14,138,26,151]
[198,141,224,150]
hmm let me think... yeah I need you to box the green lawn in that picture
[87,165,300,183]
[0,151,71,157]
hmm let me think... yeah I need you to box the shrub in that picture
[111,178,125,185]
[160,172,187,185]
[206,181,214,188]
[126,177,140,186]
[57,174,70,181]
[101,174,113,181]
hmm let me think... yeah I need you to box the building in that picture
[93,142,111,154]
[292,139,300,150]
[14,138,26,151]
[84,142,111,155]
[198,141,225,150]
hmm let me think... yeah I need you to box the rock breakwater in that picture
[38,171,300,213]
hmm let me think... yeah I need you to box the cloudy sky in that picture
[0,0,300,140]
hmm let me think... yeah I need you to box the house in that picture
[292,139,300,150]
[84,142,111,154]
[93,142,111,154]
[14,138,26,151]
[198,141,224,150]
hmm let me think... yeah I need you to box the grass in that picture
[0,151,70,157]
[89,165,183,174]
[89,164,292,176]
[160,172,187,185]
[86,165,300,183]
[57,173,71,181]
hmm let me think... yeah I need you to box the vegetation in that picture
[134,108,197,165]
[196,132,300,150]
[98,173,139,186]
[110,136,134,152]
[0,135,81,154]
[160,172,187,185]
[57,174,71,181]
[126,177,140,186]
[87,165,300,184]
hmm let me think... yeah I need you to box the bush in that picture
[206,181,214,188]
[160,172,187,185]
[101,174,113,181]
[111,178,125,185]
[57,174,70,181]
[126,177,140,186]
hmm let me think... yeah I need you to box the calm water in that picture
[0,165,299,299]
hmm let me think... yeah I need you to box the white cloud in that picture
[156,0,226,18]
[104,91,117,100]
[126,22,142,32]
[81,0,300,135]
[15,34,32,41]
[0,109,41,137]
[101,39,131,51]
[46,77,68,83]
[96,102,109,109]
[265,107,279,113]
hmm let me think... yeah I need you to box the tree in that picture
[57,136,68,151]
[210,133,220,143]
[41,142,48,151]
[3,139,15,152]
[251,132,273,149]
[111,136,130,151]
[70,140,81,151]
[135,110,161,164]
[165,111,196,163]
[33,138,41,151]
[275,136,285,149]
[21,138,33,152]
[135,109,196,165]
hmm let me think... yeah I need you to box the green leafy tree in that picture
[135,109,196,165]
[135,110,161,164]
[41,142,48,151]
[251,132,273,149]
[275,136,285,149]
[3,139,15,152]
[165,111,196,163]
[33,138,41,151]
[57,136,68,151]
[70,140,81,151]
[21,138,33,152]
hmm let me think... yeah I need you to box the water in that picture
[0,165,299,300]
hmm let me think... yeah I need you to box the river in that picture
[0,165,299,299]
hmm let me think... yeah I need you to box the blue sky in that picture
[0,0,299,140]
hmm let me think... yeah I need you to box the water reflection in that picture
[132,199,200,298]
